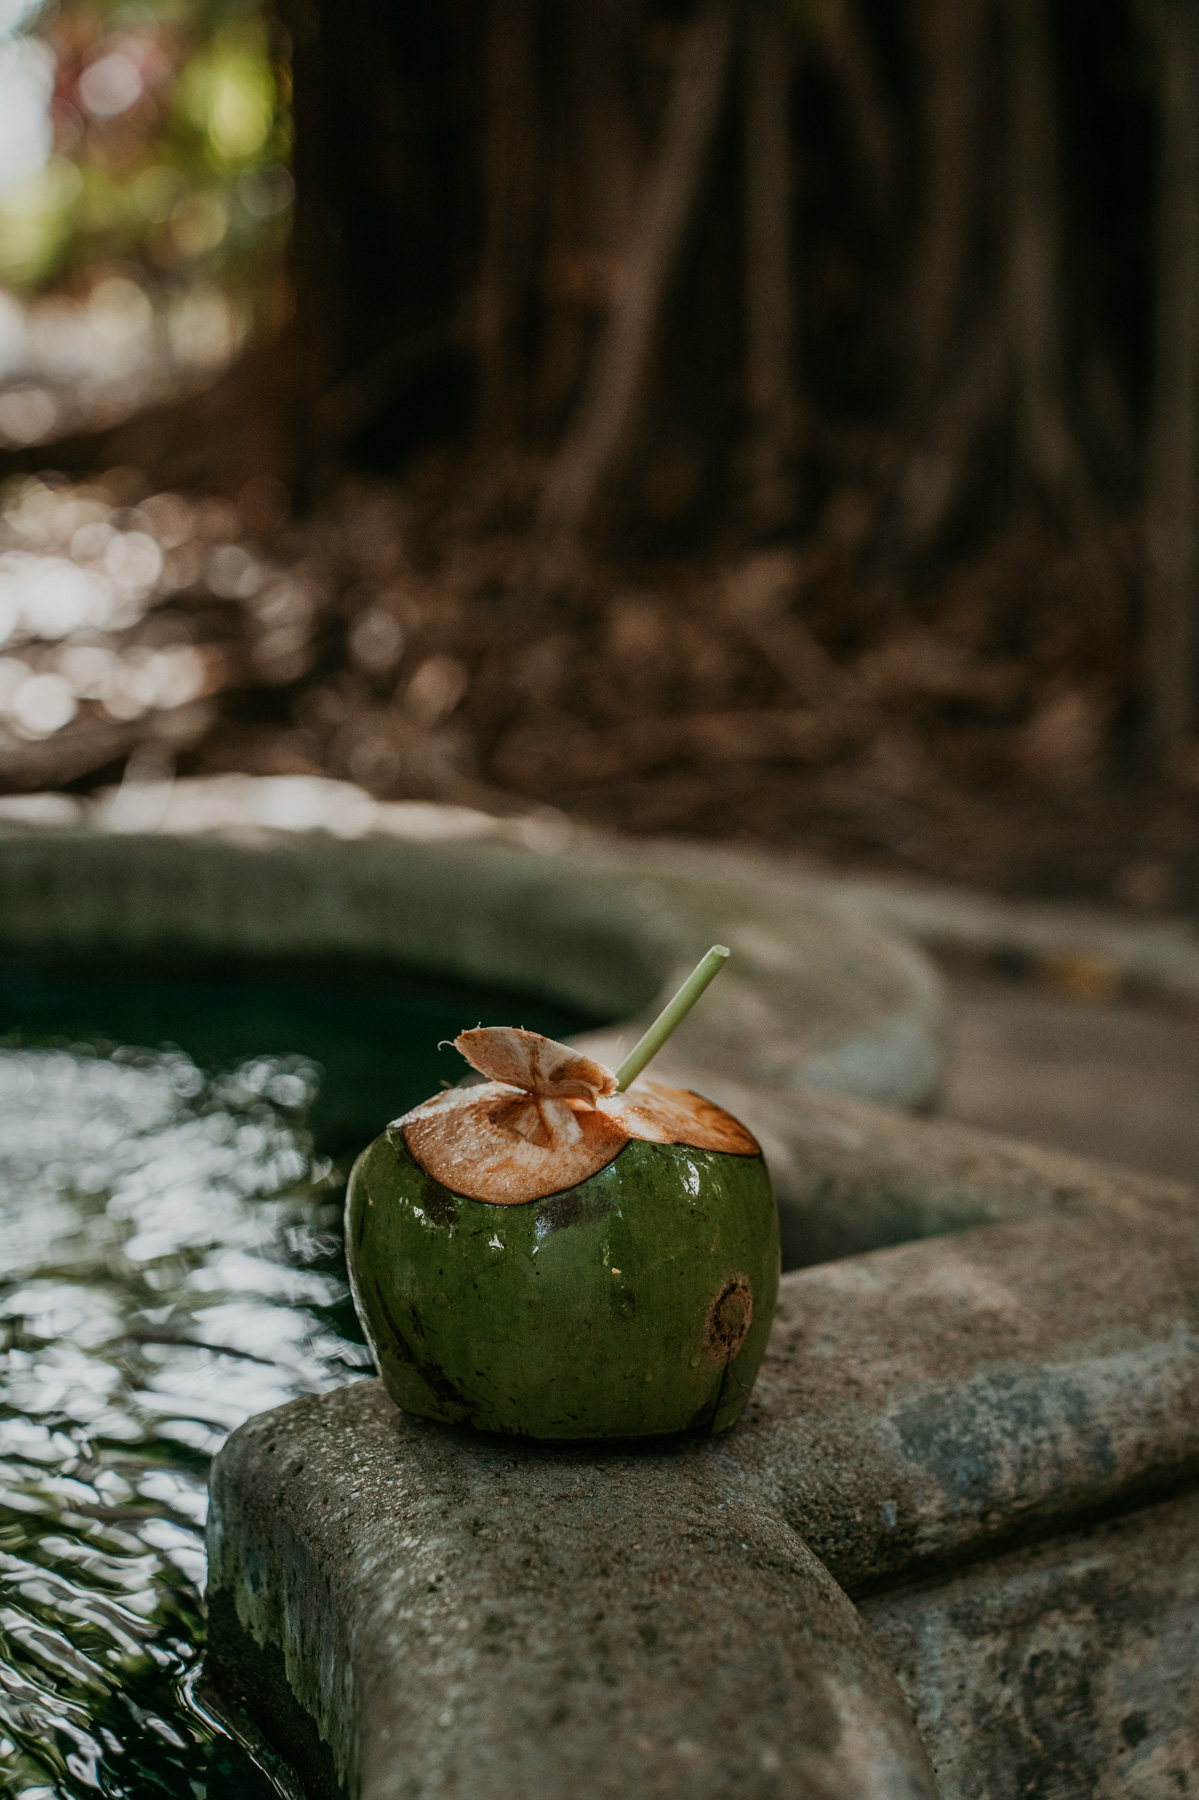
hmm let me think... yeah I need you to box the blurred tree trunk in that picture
[286,0,485,482]
[891,0,1101,559]
[1004,0,1092,516]
[474,0,539,449]
[743,0,798,530]
[533,0,733,567]
[531,0,641,439]
[269,0,1148,600]
[894,0,990,545]
[1144,0,1199,753]
[906,0,983,407]
[16,0,1170,709]
[819,0,895,212]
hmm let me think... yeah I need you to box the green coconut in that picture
[345,956,779,1440]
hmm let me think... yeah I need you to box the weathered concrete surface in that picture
[15,810,1148,1268]
[621,835,1199,1009]
[208,1129,1199,1798]
[862,1489,1199,1798]
[738,1180,1199,1590]
[208,1385,937,1800]
[2,815,1187,1268]
[0,828,947,1112]
[811,871,1199,1010]
[943,970,1199,1185]
[673,1071,1194,1270]
[10,796,1197,1791]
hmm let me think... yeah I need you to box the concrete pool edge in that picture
[206,1384,941,1800]
[9,810,1166,1265]
[0,814,949,1115]
[7,797,1198,1792]
[207,1118,1199,1798]
[1,804,1188,1260]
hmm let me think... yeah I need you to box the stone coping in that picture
[208,1390,939,1800]
[6,777,1194,1262]
[207,1115,1199,1798]
[0,798,947,1117]
[7,778,1197,1791]
[8,774,1199,1006]
[617,834,1199,1007]
[862,1486,1199,1795]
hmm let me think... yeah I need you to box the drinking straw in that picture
[614,944,730,1091]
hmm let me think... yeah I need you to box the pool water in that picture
[0,960,596,1799]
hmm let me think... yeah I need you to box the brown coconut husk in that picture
[397,1026,759,1205]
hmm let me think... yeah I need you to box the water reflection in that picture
[0,1042,369,1798]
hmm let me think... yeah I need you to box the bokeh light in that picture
[0,0,290,445]
[0,472,245,775]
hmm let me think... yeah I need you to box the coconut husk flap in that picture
[396,1026,759,1204]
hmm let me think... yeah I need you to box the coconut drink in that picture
[345,948,779,1440]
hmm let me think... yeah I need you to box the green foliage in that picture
[0,0,291,292]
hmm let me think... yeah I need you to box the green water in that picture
[0,959,597,1799]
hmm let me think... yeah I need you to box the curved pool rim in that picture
[0,823,948,1116]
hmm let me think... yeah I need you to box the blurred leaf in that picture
[176,27,277,169]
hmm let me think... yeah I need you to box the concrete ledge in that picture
[808,871,1199,1007]
[10,788,1196,1790]
[208,1385,938,1800]
[617,834,1199,1007]
[3,809,1184,1270]
[207,1122,1199,1798]
[0,826,947,1114]
[659,1073,1188,1268]
[741,1173,1199,1590]
[18,812,1171,1272]
[863,1487,1199,1797]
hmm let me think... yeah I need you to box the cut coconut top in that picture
[396,1025,759,1205]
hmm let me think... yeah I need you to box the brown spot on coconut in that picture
[704,1275,754,1360]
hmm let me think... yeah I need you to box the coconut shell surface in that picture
[346,1128,779,1440]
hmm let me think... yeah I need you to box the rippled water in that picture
[0,961,592,1798]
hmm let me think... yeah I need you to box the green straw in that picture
[614,945,730,1091]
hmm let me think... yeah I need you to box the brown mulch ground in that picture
[4,466,1198,917]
